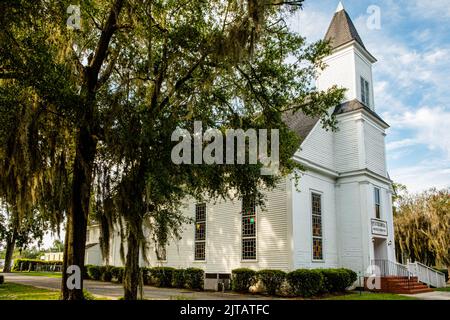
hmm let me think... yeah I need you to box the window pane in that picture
[195,242,205,261]
[196,203,206,222]
[313,238,323,260]
[312,215,322,237]
[195,222,206,240]
[242,216,256,237]
[242,238,256,260]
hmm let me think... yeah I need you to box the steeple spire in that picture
[325,3,366,50]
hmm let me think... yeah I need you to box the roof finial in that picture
[336,1,345,12]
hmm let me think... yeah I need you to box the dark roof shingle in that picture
[324,8,366,50]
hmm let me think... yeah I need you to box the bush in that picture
[87,265,102,281]
[0,275,4,285]
[231,268,257,292]
[257,270,286,295]
[343,268,358,286]
[111,267,124,283]
[286,269,324,297]
[320,269,351,293]
[12,259,63,272]
[101,266,113,282]
[84,265,93,280]
[172,269,186,288]
[185,268,204,290]
[150,267,176,287]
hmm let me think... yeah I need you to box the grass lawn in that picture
[0,283,60,300]
[434,286,450,292]
[325,291,418,300]
[12,271,62,278]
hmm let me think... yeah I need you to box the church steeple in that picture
[324,3,366,50]
[317,3,377,110]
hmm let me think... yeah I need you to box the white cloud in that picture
[390,161,450,193]
[409,0,450,19]
[388,107,450,158]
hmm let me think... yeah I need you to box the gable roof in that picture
[324,7,366,50]
[282,110,320,141]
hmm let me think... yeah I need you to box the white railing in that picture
[407,261,446,288]
[371,259,412,278]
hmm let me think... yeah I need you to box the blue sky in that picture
[289,0,450,192]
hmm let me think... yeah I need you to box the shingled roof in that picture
[324,3,366,50]
[334,99,389,128]
[282,110,320,141]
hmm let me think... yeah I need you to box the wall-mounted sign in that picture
[371,219,388,237]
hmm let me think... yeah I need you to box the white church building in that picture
[86,4,397,282]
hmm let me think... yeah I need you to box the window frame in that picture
[360,76,371,107]
[374,187,381,220]
[311,192,324,262]
[194,203,207,261]
[241,198,257,261]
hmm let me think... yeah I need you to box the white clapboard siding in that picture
[291,171,339,269]
[299,123,336,171]
[334,118,361,172]
[139,180,291,273]
[364,120,387,177]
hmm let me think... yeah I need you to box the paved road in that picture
[402,291,450,300]
[2,273,277,300]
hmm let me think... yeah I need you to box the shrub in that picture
[142,267,153,285]
[0,275,4,285]
[231,268,257,292]
[87,265,102,281]
[12,259,63,272]
[257,270,286,295]
[286,269,324,297]
[172,269,186,288]
[342,268,358,287]
[150,267,175,287]
[320,269,350,293]
[185,268,204,290]
[84,265,93,280]
[111,267,124,283]
[101,266,113,282]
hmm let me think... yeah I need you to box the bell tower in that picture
[317,2,377,111]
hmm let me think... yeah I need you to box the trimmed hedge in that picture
[172,269,186,288]
[149,267,176,287]
[320,269,351,293]
[111,267,124,283]
[286,269,324,297]
[185,268,204,290]
[0,275,4,285]
[86,265,102,281]
[12,259,63,272]
[257,270,286,295]
[231,268,257,292]
[100,266,113,282]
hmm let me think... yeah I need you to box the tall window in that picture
[311,193,323,261]
[361,77,370,107]
[374,188,381,219]
[195,203,206,261]
[242,198,257,260]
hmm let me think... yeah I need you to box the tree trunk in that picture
[123,230,140,300]
[61,120,97,300]
[3,229,17,273]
